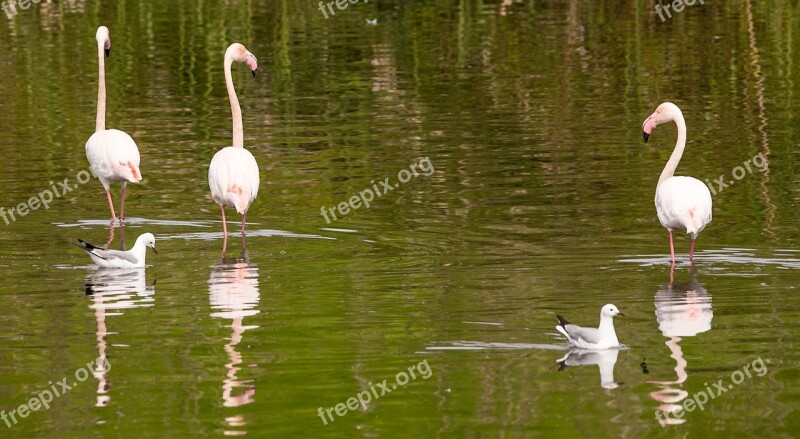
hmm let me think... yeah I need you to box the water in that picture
[1,0,800,437]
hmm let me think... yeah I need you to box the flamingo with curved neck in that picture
[642,102,712,265]
[208,43,260,254]
[85,26,142,224]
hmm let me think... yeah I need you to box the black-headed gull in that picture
[75,233,157,268]
[555,304,625,350]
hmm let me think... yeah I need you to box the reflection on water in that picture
[620,249,800,269]
[208,254,260,435]
[426,341,566,351]
[84,268,155,407]
[556,348,620,390]
[1,0,799,436]
[648,268,713,425]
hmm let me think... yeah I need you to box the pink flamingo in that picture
[85,26,142,223]
[208,43,260,254]
[642,102,712,265]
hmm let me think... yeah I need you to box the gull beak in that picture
[618,311,626,317]
[151,246,158,255]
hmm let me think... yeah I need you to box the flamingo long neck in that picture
[96,42,106,132]
[224,56,244,148]
[658,113,687,187]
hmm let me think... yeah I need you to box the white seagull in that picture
[75,233,157,268]
[555,304,625,350]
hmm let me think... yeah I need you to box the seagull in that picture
[555,304,625,350]
[75,233,157,268]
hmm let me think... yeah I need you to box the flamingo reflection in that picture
[648,267,712,425]
[208,252,260,433]
[84,267,155,407]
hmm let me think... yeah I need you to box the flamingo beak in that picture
[245,52,258,78]
[105,47,111,58]
[642,114,657,143]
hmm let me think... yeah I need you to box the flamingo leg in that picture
[221,206,228,254]
[119,186,127,222]
[689,239,696,261]
[241,212,247,251]
[119,223,127,251]
[105,189,117,223]
[105,225,115,248]
[668,231,676,265]
[669,263,675,285]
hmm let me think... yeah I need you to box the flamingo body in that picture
[86,128,142,189]
[655,176,712,238]
[209,146,260,215]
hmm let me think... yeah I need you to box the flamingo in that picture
[85,26,142,224]
[642,102,712,265]
[208,43,260,254]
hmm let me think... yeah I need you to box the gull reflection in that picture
[557,348,620,389]
[648,267,713,425]
[208,252,260,434]
[84,268,155,407]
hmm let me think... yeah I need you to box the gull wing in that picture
[563,324,601,345]
[75,239,139,264]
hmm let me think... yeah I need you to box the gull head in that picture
[601,304,625,318]
[138,233,157,255]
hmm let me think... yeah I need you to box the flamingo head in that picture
[642,102,682,143]
[96,26,111,57]
[226,43,259,77]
